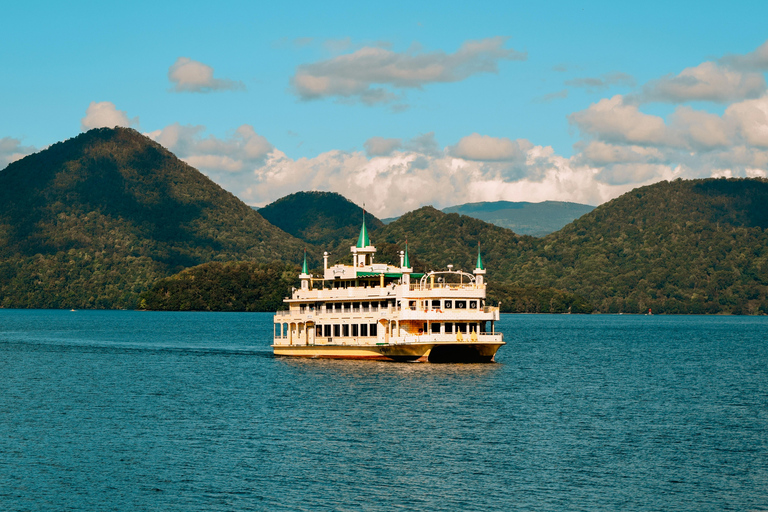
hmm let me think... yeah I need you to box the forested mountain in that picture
[258,191,384,247]
[507,178,768,314]
[442,200,595,237]
[0,127,306,309]
[2,127,766,315]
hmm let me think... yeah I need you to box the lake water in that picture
[1,310,766,511]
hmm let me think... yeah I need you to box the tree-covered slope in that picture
[507,178,768,314]
[0,127,306,309]
[258,191,384,246]
[139,261,298,312]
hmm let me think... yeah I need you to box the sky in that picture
[2,0,768,217]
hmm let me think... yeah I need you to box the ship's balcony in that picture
[397,305,499,321]
[290,285,398,302]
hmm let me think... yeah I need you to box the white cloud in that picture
[291,37,526,105]
[720,39,768,71]
[450,133,530,161]
[724,94,768,148]
[0,137,35,170]
[81,101,138,131]
[168,57,245,93]
[639,61,765,103]
[569,95,668,145]
[669,107,731,149]
[364,137,402,156]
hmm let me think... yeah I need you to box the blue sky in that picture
[3,1,768,216]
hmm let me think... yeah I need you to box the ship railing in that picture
[408,283,484,291]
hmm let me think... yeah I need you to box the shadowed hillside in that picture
[0,127,306,309]
[258,191,384,247]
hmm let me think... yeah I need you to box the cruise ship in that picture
[272,218,504,362]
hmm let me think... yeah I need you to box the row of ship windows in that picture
[298,299,483,313]
[309,322,487,337]
[316,324,379,337]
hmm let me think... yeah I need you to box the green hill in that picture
[139,261,297,312]
[506,178,768,314]
[442,200,595,237]
[0,127,306,309]
[258,191,384,247]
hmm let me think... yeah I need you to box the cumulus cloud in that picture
[168,57,245,93]
[720,39,768,71]
[81,101,138,131]
[290,37,526,105]
[450,133,530,161]
[638,61,765,103]
[569,95,668,145]
[565,71,635,92]
[0,137,36,170]
[364,137,402,156]
[724,95,768,147]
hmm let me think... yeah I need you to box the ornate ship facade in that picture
[272,219,504,362]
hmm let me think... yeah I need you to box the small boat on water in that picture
[272,218,504,362]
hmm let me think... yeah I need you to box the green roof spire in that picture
[403,241,411,268]
[302,251,308,274]
[356,210,370,248]
[476,243,484,270]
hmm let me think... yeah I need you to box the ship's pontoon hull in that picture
[272,340,504,363]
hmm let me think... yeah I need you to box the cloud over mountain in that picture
[81,101,138,131]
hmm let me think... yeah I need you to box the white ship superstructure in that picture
[272,218,504,362]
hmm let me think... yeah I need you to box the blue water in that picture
[1,311,766,511]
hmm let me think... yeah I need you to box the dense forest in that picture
[139,261,298,312]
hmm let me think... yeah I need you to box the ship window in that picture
[324,325,331,337]
[333,325,341,337]
[431,323,440,333]
[300,304,306,313]
[361,324,368,337]
[431,300,441,309]
[344,302,351,312]
[456,300,467,309]
[469,300,477,309]
[444,300,452,309]
[445,322,453,333]
[353,302,360,312]
[362,301,369,310]
[457,323,467,333]
[342,325,349,337]
[352,324,359,336]
[369,323,377,336]
[408,300,416,310]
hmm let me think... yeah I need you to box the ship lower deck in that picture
[271,340,504,363]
